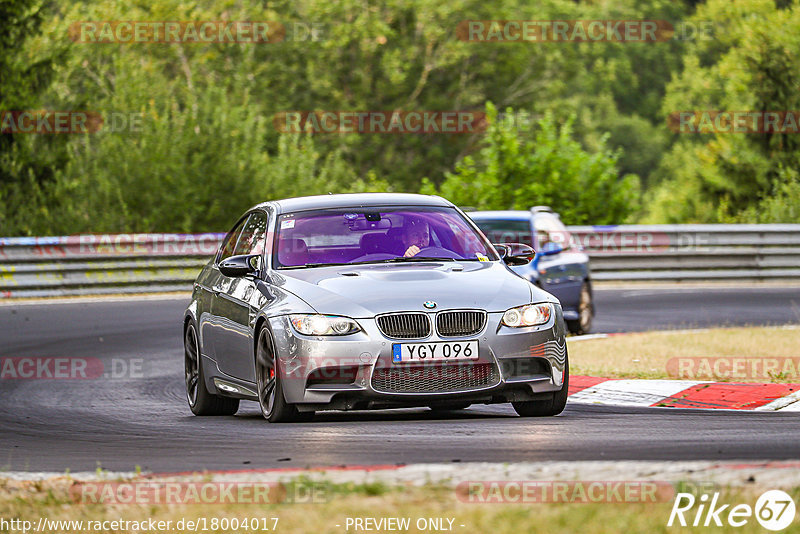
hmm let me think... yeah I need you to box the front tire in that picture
[512,351,569,417]
[185,323,239,416]
[255,327,313,423]
[567,281,593,335]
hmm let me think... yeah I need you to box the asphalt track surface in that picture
[1,286,799,473]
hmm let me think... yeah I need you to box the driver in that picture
[401,218,430,257]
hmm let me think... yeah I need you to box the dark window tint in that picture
[273,207,498,268]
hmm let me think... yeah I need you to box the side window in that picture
[234,212,268,256]
[217,217,248,262]
[534,215,573,250]
[472,219,533,245]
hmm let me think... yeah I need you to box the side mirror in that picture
[493,243,536,266]
[219,254,261,278]
[539,242,564,257]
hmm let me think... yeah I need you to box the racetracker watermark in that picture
[0,357,143,380]
[457,20,674,42]
[573,228,713,254]
[667,357,800,381]
[477,228,712,254]
[68,21,327,43]
[456,481,675,503]
[0,517,279,532]
[669,111,800,134]
[273,111,487,134]
[1,111,142,134]
[285,358,497,383]
[71,481,326,504]
[72,233,224,256]
[0,234,225,260]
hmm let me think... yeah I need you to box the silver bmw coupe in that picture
[183,193,569,422]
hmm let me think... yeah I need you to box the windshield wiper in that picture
[282,257,456,269]
[283,262,348,269]
[380,256,456,263]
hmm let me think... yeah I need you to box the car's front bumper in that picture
[266,306,568,410]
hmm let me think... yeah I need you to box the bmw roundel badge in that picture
[423,301,437,309]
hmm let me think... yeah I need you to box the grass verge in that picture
[568,326,800,381]
[1,477,798,534]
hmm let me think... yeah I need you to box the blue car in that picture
[467,207,593,334]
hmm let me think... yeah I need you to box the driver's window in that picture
[234,212,268,256]
[217,217,248,262]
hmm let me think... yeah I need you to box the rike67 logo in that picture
[668,490,796,531]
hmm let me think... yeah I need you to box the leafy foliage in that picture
[646,0,800,222]
[427,104,640,224]
[3,0,800,234]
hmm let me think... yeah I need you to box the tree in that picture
[0,0,68,234]
[0,0,700,233]
[645,0,800,222]
[425,103,640,224]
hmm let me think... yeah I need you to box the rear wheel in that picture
[256,327,313,423]
[567,282,593,335]
[512,352,569,417]
[185,323,239,416]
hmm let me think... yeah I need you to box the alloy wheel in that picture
[184,325,200,406]
[256,329,277,418]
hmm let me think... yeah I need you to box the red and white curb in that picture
[569,376,800,411]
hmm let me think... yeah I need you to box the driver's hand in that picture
[404,245,420,257]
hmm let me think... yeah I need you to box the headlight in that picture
[289,314,361,336]
[501,303,553,327]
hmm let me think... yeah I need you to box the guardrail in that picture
[0,234,224,298]
[1,225,798,297]
[569,224,800,281]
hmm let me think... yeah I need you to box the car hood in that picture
[272,261,543,318]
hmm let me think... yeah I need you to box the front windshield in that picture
[273,206,499,269]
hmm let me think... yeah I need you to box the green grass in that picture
[2,476,799,533]
[569,326,800,381]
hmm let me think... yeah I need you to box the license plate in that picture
[392,340,479,363]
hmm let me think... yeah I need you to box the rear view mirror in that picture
[493,243,536,266]
[345,213,392,231]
